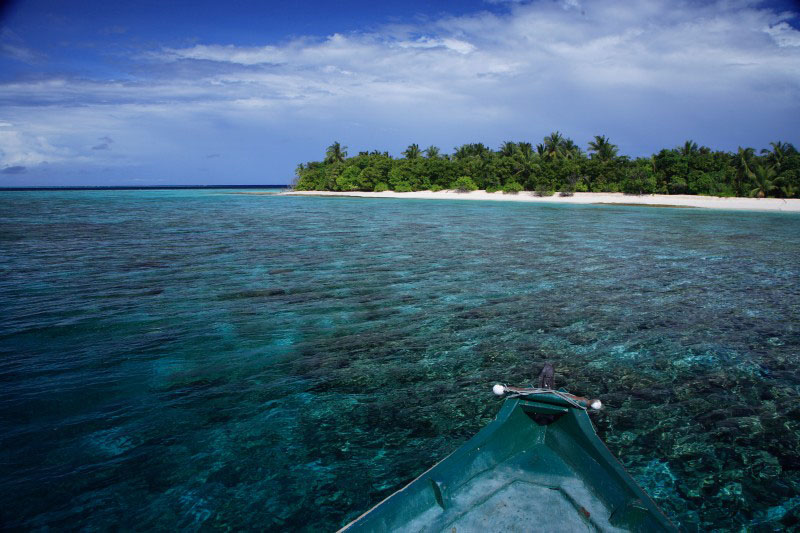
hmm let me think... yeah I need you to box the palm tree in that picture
[453,143,490,160]
[543,131,565,160]
[762,141,797,170]
[499,141,517,157]
[588,135,618,161]
[424,145,440,159]
[748,164,778,198]
[679,140,699,157]
[780,183,798,199]
[733,146,755,196]
[471,143,490,158]
[561,138,583,160]
[513,142,537,184]
[517,142,534,157]
[325,141,347,164]
[403,144,421,159]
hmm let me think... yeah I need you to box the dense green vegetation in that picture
[293,135,799,198]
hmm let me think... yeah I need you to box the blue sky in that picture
[1,0,798,186]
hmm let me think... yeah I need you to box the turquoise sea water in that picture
[1,189,799,531]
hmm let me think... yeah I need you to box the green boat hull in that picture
[341,393,676,532]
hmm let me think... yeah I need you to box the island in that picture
[287,136,800,211]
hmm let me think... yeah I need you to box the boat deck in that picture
[405,445,626,532]
[341,396,675,532]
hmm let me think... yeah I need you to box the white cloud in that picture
[0,126,71,166]
[160,43,288,65]
[765,21,800,47]
[0,43,43,63]
[143,0,799,102]
[397,37,476,54]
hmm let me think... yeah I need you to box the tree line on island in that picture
[293,134,799,198]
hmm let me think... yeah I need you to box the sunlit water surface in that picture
[1,189,799,531]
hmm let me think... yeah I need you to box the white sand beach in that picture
[284,190,800,212]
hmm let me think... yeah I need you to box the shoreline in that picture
[278,190,800,213]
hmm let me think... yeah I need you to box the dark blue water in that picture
[1,190,799,530]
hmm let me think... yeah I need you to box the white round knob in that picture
[492,384,506,396]
[590,399,603,410]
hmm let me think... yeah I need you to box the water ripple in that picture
[1,190,799,530]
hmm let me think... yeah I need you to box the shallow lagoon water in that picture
[1,189,799,531]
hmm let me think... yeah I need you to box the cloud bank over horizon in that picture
[0,0,798,185]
